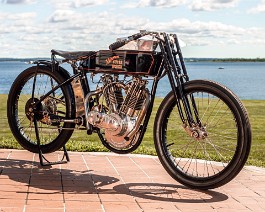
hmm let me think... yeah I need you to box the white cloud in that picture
[0,12,37,34]
[1,0,36,4]
[8,12,36,20]
[71,0,108,8]
[1,2,265,58]
[3,10,264,47]
[0,12,36,20]
[48,10,76,23]
[122,0,187,8]
[248,0,265,14]
[49,0,108,9]
[190,0,239,11]
[146,18,245,36]
[123,0,240,10]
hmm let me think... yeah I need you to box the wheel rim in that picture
[14,73,67,146]
[163,91,240,179]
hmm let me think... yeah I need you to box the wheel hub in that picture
[25,97,59,125]
[25,98,43,121]
[183,123,208,140]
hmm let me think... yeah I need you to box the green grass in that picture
[1,94,264,167]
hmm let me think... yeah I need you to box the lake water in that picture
[0,61,265,100]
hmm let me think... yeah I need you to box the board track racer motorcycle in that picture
[7,30,251,189]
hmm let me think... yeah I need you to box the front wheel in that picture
[154,80,251,189]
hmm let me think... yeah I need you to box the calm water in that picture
[0,61,265,100]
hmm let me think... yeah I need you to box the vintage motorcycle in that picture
[7,31,251,189]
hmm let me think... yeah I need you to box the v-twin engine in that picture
[85,75,150,149]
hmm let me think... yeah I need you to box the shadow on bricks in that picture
[0,158,228,203]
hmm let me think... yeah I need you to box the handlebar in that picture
[109,40,127,51]
[109,31,155,51]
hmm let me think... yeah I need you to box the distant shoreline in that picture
[1,58,265,63]
[186,58,265,62]
[0,58,49,62]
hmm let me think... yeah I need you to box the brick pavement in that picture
[0,149,265,211]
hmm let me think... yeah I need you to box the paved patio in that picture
[0,149,265,212]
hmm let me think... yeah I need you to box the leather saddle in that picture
[51,49,96,60]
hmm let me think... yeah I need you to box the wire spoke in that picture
[164,89,239,180]
[14,72,68,146]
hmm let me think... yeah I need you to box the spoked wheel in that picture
[7,66,75,153]
[154,80,251,189]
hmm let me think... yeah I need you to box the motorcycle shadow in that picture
[0,158,228,203]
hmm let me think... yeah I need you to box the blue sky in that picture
[1,0,265,58]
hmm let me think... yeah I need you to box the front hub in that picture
[183,123,208,140]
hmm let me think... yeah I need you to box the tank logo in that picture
[106,55,123,69]
[106,55,119,65]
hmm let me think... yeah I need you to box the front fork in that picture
[161,33,201,129]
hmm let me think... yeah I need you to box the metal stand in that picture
[34,118,70,166]
[38,145,70,166]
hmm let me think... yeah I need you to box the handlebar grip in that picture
[131,32,143,40]
[109,40,127,51]
[109,31,150,50]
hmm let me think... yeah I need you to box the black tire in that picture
[7,66,75,153]
[154,80,251,189]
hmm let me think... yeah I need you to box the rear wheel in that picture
[7,66,75,153]
[154,80,251,189]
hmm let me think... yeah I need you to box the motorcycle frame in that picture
[30,32,198,150]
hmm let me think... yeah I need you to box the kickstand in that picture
[34,118,70,166]
[38,145,70,166]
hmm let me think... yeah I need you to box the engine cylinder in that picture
[85,75,150,149]
[119,78,147,116]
